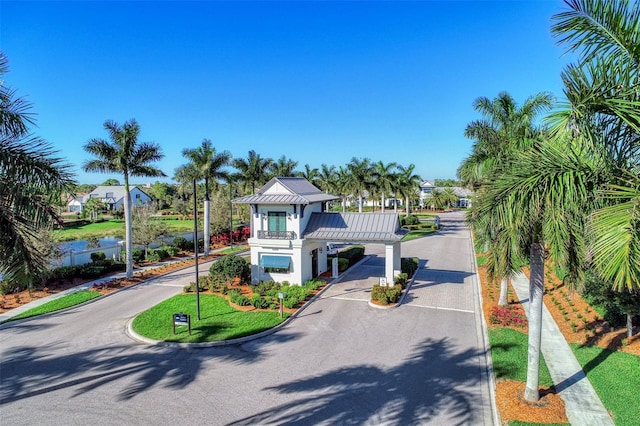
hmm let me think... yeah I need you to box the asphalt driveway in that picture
[0,211,496,425]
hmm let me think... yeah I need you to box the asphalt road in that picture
[0,211,496,425]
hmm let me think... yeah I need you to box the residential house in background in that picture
[83,185,153,211]
[67,193,88,213]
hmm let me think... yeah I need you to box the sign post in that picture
[173,312,191,335]
[278,292,286,318]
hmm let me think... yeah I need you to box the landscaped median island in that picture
[370,257,419,306]
[131,254,328,344]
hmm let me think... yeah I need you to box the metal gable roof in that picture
[302,212,408,242]
[233,177,340,205]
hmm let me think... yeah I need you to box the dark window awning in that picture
[260,255,291,269]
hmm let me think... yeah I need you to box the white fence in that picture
[53,231,204,268]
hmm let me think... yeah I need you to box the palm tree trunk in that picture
[498,278,509,306]
[381,192,386,213]
[524,242,545,402]
[405,196,411,216]
[123,175,134,279]
[358,195,363,213]
[203,193,210,256]
[627,313,633,338]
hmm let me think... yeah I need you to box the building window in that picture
[260,255,292,273]
[268,211,286,233]
[135,194,141,199]
[106,192,114,198]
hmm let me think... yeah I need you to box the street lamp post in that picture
[229,184,233,249]
[193,179,201,321]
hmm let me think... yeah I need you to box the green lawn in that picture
[6,290,102,322]
[132,293,287,343]
[402,228,437,241]
[571,343,640,426]
[488,328,554,387]
[53,218,195,242]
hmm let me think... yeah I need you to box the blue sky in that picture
[3,1,571,185]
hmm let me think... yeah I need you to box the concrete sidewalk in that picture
[510,272,614,426]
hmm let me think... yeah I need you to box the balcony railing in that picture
[257,230,297,240]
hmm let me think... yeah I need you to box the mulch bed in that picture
[478,261,640,424]
[0,252,225,313]
[478,265,568,423]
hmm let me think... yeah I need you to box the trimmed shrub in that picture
[401,215,420,226]
[147,247,170,262]
[228,289,250,306]
[327,257,349,272]
[90,252,106,263]
[146,250,162,263]
[172,236,191,251]
[79,265,107,279]
[371,284,403,305]
[253,280,281,296]
[395,273,409,289]
[48,265,82,281]
[209,255,251,284]
[251,294,269,309]
[371,285,389,305]
[303,279,323,291]
[338,245,365,267]
[183,277,209,293]
[401,257,419,277]
[162,245,179,257]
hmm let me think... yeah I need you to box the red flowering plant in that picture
[489,305,527,328]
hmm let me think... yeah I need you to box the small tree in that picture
[210,191,232,237]
[132,206,168,256]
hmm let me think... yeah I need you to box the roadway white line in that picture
[322,296,370,302]
[404,304,475,314]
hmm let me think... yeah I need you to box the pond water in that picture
[59,236,123,253]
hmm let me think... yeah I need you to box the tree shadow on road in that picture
[0,331,301,404]
[228,337,484,426]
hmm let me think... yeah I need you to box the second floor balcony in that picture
[257,230,297,240]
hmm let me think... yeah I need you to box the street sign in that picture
[173,312,191,335]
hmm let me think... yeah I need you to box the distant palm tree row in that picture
[1,49,429,287]
[459,0,639,403]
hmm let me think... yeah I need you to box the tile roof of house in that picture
[233,177,340,205]
[302,212,408,242]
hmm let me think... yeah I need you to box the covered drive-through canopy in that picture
[303,212,408,284]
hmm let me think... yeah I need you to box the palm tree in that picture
[550,0,639,283]
[336,166,351,213]
[0,53,76,287]
[346,157,373,213]
[472,134,605,402]
[232,150,273,194]
[373,161,397,212]
[396,164,422,216]
[269,155,298,178]
[460,91,554,309]
[297,164,319,186]
[83,119,165,279]
[464,0,639,403]
[176,139,231,256]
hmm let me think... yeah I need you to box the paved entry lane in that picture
[0,211,497,425]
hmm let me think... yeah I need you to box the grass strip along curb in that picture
[6,290,102,322]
